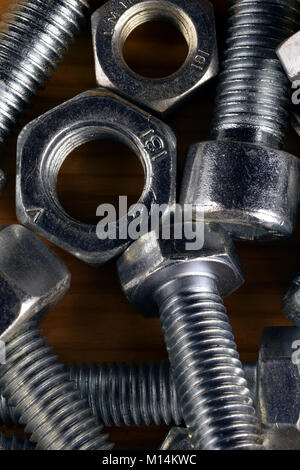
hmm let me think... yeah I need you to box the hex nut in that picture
[91,0,218,114]
[16,88,177,266]
[117,222,244,317]
[0,225,70,342]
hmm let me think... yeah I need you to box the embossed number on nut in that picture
[91,0,218,114]
[16,89,176,266]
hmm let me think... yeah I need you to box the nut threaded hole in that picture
[122,20,189,79]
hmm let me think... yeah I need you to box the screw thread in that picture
[159,280,262,449]
[0,0,89,145]
[211,0,299,149]
[0,431,35,450]
[0,322,112,450]
[70,362,182,427]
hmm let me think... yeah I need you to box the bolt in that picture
[0,360,258,429]
[181,0,300,240]
[117,223,262,449]
[0,0,89,191]
[0,225,112,450]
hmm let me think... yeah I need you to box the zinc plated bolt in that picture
[181,0,300,240]
[0,0,89,192]
[0,361,257,429]
[117,224,262,450]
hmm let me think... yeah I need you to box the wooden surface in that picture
[0,0,299,450]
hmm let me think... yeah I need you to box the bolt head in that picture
[0,225,70,342]
[117,223,244,317]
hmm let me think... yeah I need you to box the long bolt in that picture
[0,322,112,450]
[212,0,299,149]
[0,0,89,146]
[0,361,257,428]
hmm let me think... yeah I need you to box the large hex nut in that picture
[16,89,176,265]
[91,0,218,114]
[0,225,70,342]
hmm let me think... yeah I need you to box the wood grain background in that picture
[0,0,299,450]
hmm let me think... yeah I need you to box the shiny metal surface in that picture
[0,224,70,342]
[0,226,111,450]
[118,223,244,317]
[180,0,300,240]
[118,224,261,450]
[0,0,89,194]
[277,30,300,83]
[257,327,300,450]
[180,141,300,240]
[16,88,176,265]
[282,272,300,327]
[91,0,218,114]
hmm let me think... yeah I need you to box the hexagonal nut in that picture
[16,88,176,266]
[117,222,244,317]
[0,225,70,343]
[91,0,218,114]
[277,31,300,83]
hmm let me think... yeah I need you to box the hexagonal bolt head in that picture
[117,222,244,317]
[180,141,300,240]
[16,88,176,266]
[91,0,218,114]
[0,225,70,343]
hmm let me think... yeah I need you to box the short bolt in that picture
[118,224,262,449]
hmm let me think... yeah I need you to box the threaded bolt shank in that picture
[0,0,89,145]
[157,275,262,450]
[212,0,299,149]
[0,322,112,450]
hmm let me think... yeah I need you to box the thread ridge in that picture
[0,322,112,450]
[159,288,262,450]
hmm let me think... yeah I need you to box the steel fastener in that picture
[91,0,218,114]
[16,88,176,265]
[117,223,261,449]
[180,0,300,240]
